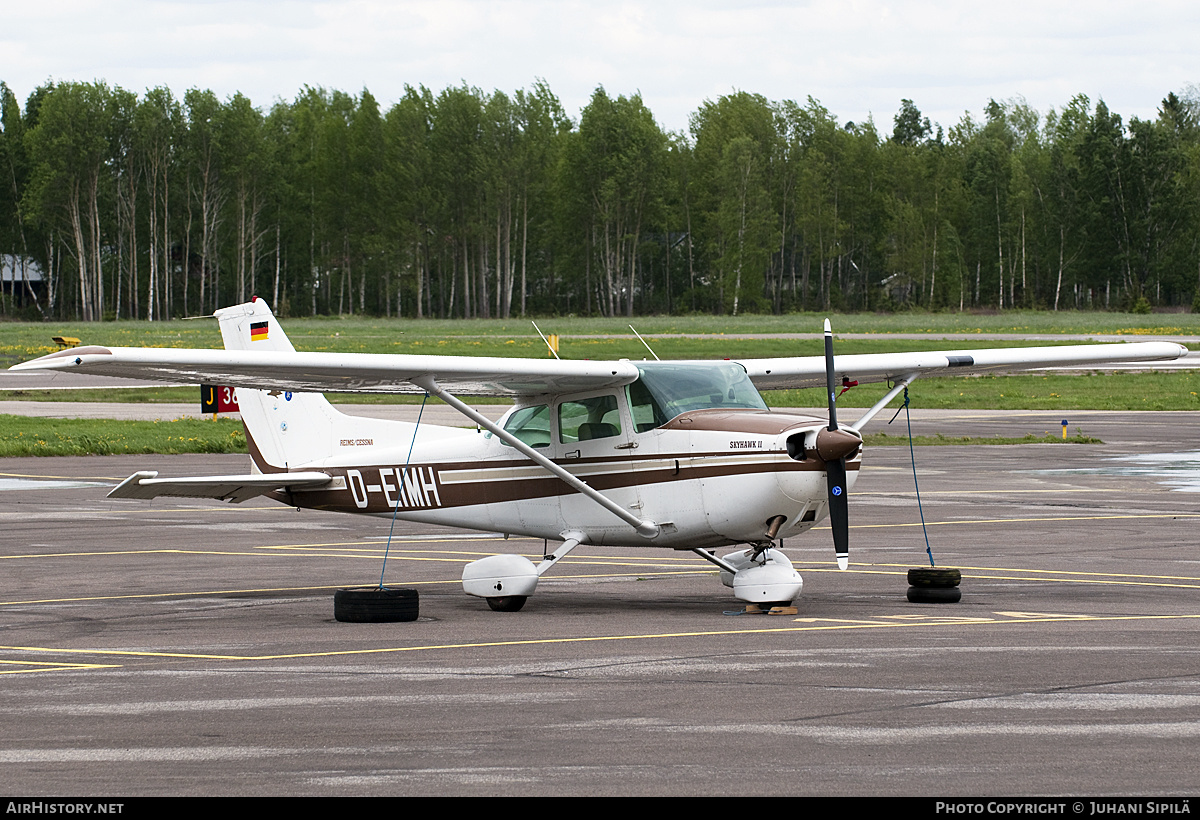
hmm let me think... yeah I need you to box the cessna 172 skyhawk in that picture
[11,299,1190,611]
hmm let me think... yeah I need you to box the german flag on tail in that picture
[250,321,269,341]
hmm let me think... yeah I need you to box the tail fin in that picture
[214,299,346,471]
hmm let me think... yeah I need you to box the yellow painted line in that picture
[792,562,1200,590]
[0,547,411,562]
[0,548,294,561]
[352,535,534,545]
[412,552,716,571]
[279,544,703,562]
[861,561,1200,583]
[855,488,1123,496]
[783,613,1200,632]
[0,545,714,575]
[0,582,454,607]
[0,505,285,520]
[19,533,1195,580]
[941,573,1200,590]
[0,570,714,607]
[0,587,338,606]
[0,539,524,560]
[818,512,1200,530]
[0,645,256,661]
[0,659,120,674]
[260,546,537,557]
[8,544,1196,604]
[0,471,127,481]
[4,611,1199,664]
[1,539,716,568]
[804,568,1200,590]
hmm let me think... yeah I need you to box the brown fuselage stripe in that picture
[269,452,858,514]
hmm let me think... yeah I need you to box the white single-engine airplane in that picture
[12,299,1190,611]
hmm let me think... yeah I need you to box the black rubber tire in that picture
[334,587,419,622]
[486,595,528,612]
[907,567,961,588]
[907,585,962,604]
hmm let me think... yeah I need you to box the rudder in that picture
[215,299,341,471]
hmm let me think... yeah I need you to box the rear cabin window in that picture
[501,404,551,448]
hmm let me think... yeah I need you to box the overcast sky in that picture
[4,0,1199,134]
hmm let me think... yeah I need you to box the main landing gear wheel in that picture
[334,587,420,622]
[907,586,962,603]
[486,595,528,612]
[906,567,962,604]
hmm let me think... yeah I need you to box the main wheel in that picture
[334,587,419,622]
[907,585,962,604]
[486,595,528,612]
[907,567,961,588]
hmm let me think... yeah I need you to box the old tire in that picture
[907,567,961,588]
[907,585,962,604]
[334,587,419,622]
[486,595,528,612]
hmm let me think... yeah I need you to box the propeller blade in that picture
[827,457,850,570]
[823,319,838,432]
[824,318,849,570]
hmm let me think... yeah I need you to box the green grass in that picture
[0,386,202,403]
[863,432,1103,446]
[0,413,1102,457]
[6,311,1185,457]
[4,368,1200,412]
[0,386,510,407]
[0,329,1144,367]
[0,415,248,457]
[2,309,1196,366]
[4,310,1197,414]
[775,370,1200,412]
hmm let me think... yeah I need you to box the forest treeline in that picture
[2,79,1199,321]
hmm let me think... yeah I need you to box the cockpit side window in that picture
[558,395,622,442]
[500,404,551,448]
[628,378,669,433]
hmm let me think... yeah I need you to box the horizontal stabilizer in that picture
[108,470,333,504]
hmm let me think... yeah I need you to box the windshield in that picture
[628,362,767,432]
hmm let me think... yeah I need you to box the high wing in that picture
[12,339,1187,397]
[737,342,1190,391]
[9,298,1188,397]
[108,470,334,503]
[11,345,642,397]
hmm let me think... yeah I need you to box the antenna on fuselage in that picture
[531,321,560,360]
[629,325,661,361]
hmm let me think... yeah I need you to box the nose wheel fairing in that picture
[708,547,804,604]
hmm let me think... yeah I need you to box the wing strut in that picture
[411,376,660,539]
[849,373,920,433]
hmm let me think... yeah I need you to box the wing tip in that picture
[11,345,114,371]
